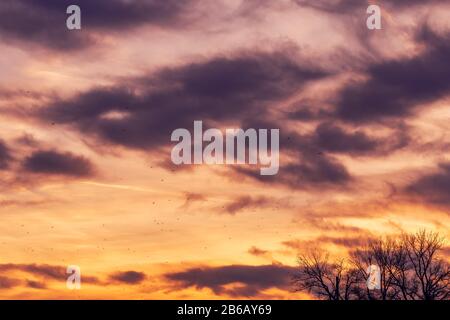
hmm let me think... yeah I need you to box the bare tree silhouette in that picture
[293,230,450,300]
[400,231,449,300]
[351,238,400,300]
[293,251,363,300]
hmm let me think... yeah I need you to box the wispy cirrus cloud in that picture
[0,263,79,281]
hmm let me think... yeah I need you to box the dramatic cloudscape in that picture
[0,0,449,299]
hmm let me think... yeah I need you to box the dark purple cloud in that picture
[0,0,89,50]
[405,163,450,207]
[166,264,296,297]
[234,154,351,189]
[236,117,406,188]
[26,280,47,290]
[312,122,409,155]
[335,28,450,122]
[23,150,95,177]
[0,276,21,290]
[109,271,146,285]
[32,24,450,190]
[223,196,274,215]
[35,36,432,189]
[0,140,12,170]
[0,263,99,285]
[248,246,269,257]
[0,263,67,281]
[286,105,333,122]
[38,51,328,154]
[314,123,379,154]
[294,0,448,14]
[0,0,197,51]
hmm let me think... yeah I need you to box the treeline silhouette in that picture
[293,230,450,300]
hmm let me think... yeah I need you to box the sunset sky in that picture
[0,0,449,299]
